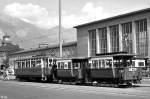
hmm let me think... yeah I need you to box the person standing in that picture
[3,68,9,80]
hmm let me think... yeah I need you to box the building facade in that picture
[74,8,150,63]
[9,41,77,67]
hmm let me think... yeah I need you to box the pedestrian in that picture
[3,69,9,80]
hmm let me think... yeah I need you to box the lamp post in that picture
[59,0,62,57]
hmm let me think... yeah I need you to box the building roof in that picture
[74,7,150,28]
[10,41,77,55]
[0,43,22,53]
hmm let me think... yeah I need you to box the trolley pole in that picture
[59,0,62,57]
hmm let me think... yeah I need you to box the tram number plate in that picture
[129,68,137,71]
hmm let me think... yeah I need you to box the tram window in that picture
[68,62,71,69]
[101,60,105,68]
[53,59,56,64]
[99,60,101,68]
[14,62,18,69]
[26,60,30,68]
[78,63,81,69]
[88,61,92,69]
[31,60,36,67]
[89,63,92,69]
[92,60,96,69]
[105,59,112,68]
[64,63,68,69]
[73,63,78,69]
[17,62,21,69]
[138,62,144,67]
[44,59,48,67]
[36,59,41,67]
[57,62,61,69]
[61,62,64,69]
[132,61,135,67]
[22,61,25,68]
[113,60,120,67]
[49,59,52,67]
[92,60,99,69]
[95,60,99,69]
[126,60,131,67]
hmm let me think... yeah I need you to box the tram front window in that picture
[73,63,81,69]
[113,59,132,68]
[138,62,144,67]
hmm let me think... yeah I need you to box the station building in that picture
[74,8,150,64]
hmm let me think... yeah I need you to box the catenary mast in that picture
[59,0,62,57]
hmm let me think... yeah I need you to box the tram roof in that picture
[95,52,136,58]
[57,57,89,60]
[15,56,59,61]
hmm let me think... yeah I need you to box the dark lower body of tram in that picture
[86,67,142,86]
[54,67,142,86]
[53,69,84,84]
[15,67,53,81]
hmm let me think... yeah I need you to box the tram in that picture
[14,52,144,87]
[14,56,58,81]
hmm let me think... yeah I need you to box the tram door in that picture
[42,58,49,78]
[72,59,88,80]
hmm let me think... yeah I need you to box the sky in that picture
[0,0,150,29]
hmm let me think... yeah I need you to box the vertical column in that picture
[107,26,111,52]
[119,24,123,51]
[132,21,137,54]
[147,18,150,61]
[87,31,90,57]
[96,29,100,54]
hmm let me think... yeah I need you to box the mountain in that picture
[0,14,76,49]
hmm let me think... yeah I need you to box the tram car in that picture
[87,53,143,86]
[56,57,87,83]
[55,53,143,86]
[14,56,57,81]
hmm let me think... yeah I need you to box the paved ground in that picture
[0,76,150,99]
